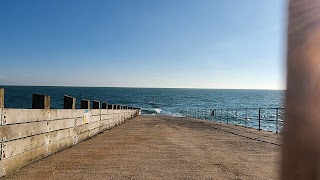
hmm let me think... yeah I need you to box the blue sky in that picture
[0,0,286,89]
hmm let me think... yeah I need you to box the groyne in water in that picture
[0,88,141,177]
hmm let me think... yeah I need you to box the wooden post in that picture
[64,95,76,109]
[282,0,320,179]
[0,88,4,108]
[92,100,100,109]
[81,99,90,109]
[102,102,107,109]
[32,94,50,109]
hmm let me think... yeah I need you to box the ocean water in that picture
[0,86,285,131]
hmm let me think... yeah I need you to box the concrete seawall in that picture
[0,88,141,177]
[0,108,140,177]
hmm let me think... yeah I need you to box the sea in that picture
[0,86,285,131]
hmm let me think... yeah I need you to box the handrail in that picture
[183,107,284,133]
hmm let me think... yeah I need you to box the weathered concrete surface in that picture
[2,116,281,180]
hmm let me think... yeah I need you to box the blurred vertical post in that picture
[283,0,320,179]
[0,88,4,108]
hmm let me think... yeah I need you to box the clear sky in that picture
[0,0,286,89]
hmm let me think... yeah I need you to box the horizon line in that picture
[0,84,286,91]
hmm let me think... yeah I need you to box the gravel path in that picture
[3,115,281,180]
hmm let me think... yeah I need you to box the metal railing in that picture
[183,107,284,133]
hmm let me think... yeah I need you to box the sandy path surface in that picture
[2,115,281,180]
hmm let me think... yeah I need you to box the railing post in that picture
[276,108,279,134]
[258,108,261,131]
[246,108,248,127]
[201,109,203,119]
[32,94,50,109]
[206,109,208,120]
[235,109,238,125]
[205,109,207,120]
[198,109,199,119]
[226,111,229,124]
[195,109,197,119]
[0,88,4,108]
[81,99,90,109]
[196,109,197,119]
[203,109,205,120]
[64,95,76,109]
[193,109,194,118]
